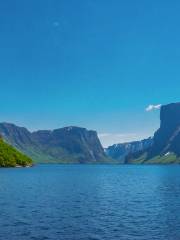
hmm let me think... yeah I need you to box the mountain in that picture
[0,137,32,167]
[126,103,180,164]
[0,123,111,164]
[106,138,153,163]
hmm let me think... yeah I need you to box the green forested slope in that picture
[0,138,32,167]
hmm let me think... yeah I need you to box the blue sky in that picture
[0,0,180,146]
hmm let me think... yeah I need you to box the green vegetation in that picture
[128,152,180,164]
[145,153,180,164]
[127,153,148,164]
[0,138,33,167]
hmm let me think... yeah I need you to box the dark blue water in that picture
[0,165,180,240]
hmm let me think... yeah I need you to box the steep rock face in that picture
[31,126,108,163]
[148,103,180,158]
[0,123,109,163]
[106,138,153,163]
[127,103,180,164]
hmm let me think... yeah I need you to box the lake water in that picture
[0,164,180,240]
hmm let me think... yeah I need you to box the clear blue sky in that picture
[0,0,180,146]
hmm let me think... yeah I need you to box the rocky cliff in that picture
[148,103,180,157]
[0,123,110,163]
[106,138,153,163]
[127,103,180,164]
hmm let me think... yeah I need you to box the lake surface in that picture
[0,164,180,240]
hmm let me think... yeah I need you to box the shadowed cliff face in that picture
[107,103,180,163]
[149,103,180,157]
[124,102,180,164]
[0,123,109,163]
[32,127,108,163]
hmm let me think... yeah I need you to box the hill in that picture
[0,137,32,167]
[0,123,112,163]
